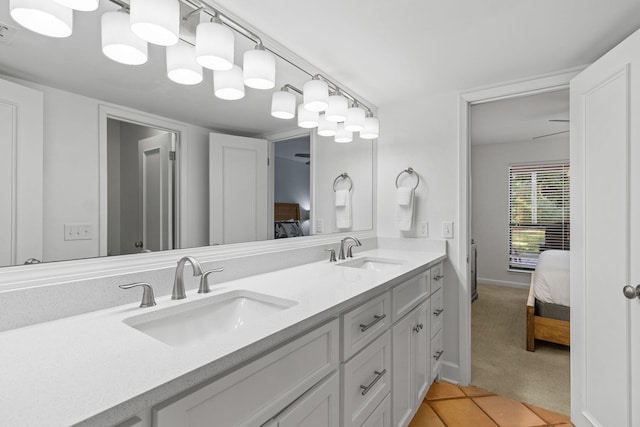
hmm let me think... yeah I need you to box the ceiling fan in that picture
[533,119,570,140]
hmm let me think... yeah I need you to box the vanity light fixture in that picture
[335,123,353,143]
[243,43,276,89]
[130,0,180,46]
[303,76,329,112]
[214,65,245,100]
[360,114,380,139]
[317,114,338,137]
[52,0,98,11]
[297,104,319,128]
[10,0,73,38]
[195,17,234,71]
[166,41,203,85]
[271,87,297,119]
[101,10,148,66]
[344,103,366,132]
[325,92,348,122]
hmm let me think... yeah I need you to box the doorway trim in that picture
[98,104,189,257]
[457,67,584,385]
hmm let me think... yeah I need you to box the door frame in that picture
[457,67,583,385]
[98,105,188,256]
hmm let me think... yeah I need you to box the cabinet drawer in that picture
[275,372,340,427]
[430,288,444,338]
[361,393,391,427]
[430,262,444,294]
[391,271,429,322]
[431,328,444,381]
[154,319,339,427]
[342,330,392,427]
[342,292,391,360]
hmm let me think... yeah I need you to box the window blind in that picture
[508,163,570,270]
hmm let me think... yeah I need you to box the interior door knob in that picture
[623,285,640,299]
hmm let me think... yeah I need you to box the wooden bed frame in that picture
[274,203,300,222]
[526,272,571,352]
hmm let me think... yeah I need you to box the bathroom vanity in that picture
[0,242,445,427]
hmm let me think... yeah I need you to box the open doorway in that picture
[468,89,571,414]
[106,118,177,256]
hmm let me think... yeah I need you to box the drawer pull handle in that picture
[360,314,386,332]
[360,369,387,396]
[413,323,424,333]
[433,274,444,281]
[433,308,444,316]
[433,350,444,361]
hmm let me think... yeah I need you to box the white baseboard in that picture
[441,361,463,385]
[477,278,529,289]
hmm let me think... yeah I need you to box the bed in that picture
[526,250,570,352]
[274,203,304,239]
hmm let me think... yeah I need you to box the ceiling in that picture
[274,135,310,163]
[470,89,569,146]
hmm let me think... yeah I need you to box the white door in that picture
[0,78,43,266]
[571,28,640,426]
[209,132,268,245]
[276,373,340,427]
[138,133,174,252]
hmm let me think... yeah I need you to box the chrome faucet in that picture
[172,256,204,300]
[339,236,362,260]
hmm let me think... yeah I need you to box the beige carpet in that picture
[471,283,570,415]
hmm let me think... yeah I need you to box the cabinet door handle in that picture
[360,369,387,396]
[433,308,444,316]
[433,274,444,281]
[413,323,424,333]
[359,314,386,332]
[433,350,444,361]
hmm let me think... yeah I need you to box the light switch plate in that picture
[418,221,429,237]
[315,219,324,234]
[442,221,454,239]
[64,224,92,241]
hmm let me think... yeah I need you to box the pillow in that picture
[275,220,304,238]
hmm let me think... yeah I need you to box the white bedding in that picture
[533,250,570,307]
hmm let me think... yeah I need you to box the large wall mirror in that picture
[0,1,375,268]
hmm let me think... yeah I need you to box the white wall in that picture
[107,119,121,256]
[471,138,569,287]
[376,91,462,382]
[313,133,374,233]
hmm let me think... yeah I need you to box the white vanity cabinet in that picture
[153,319,339,427]
[429,263,445,381]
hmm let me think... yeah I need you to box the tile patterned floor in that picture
[409,381,574,427]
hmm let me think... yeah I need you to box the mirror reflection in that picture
[0,0,375,268]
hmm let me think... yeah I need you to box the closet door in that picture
[571,28,640,427]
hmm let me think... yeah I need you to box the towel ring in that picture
[333,173,353,192]
[395,167,420,190]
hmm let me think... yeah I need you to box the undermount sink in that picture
[123,290,297,347]
[336,257,405,272]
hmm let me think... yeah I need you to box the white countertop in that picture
[0,248,445,426]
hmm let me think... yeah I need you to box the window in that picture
[509,163,570,271]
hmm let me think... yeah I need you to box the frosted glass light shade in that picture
[196,21,234,71]
[317,115,337,137]
[360,117,380,139]
[130,0,179,46]
[166,42,203,85]
[325,94,348,122]
[335,123,353,143]
[344,106,366,132]
[243,48,276,89]
[271,91,296,119]
[10,0,73,38]
[52,0,97,11]
[214,65,245,100]
[101,11,148,66]
[303,79,328,112]
[298,104,319,128]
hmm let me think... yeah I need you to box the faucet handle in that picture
[198,268,224,294]
[119,282,156,308]
[346,244,357,258]
[324,248,337,262]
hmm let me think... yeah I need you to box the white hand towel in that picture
[396,186,413,206]
[396,187,415,231]
[336,190,352,229]
[335,189,348,207]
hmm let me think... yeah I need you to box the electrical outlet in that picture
[418,221,429,237]
[315,219,324,234]
[442,221,454,239]
[64,224,93,241]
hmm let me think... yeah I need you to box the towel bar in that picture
[333,172,353,192]
[395,167,420,190]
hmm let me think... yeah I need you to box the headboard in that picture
[274,203,300,221]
